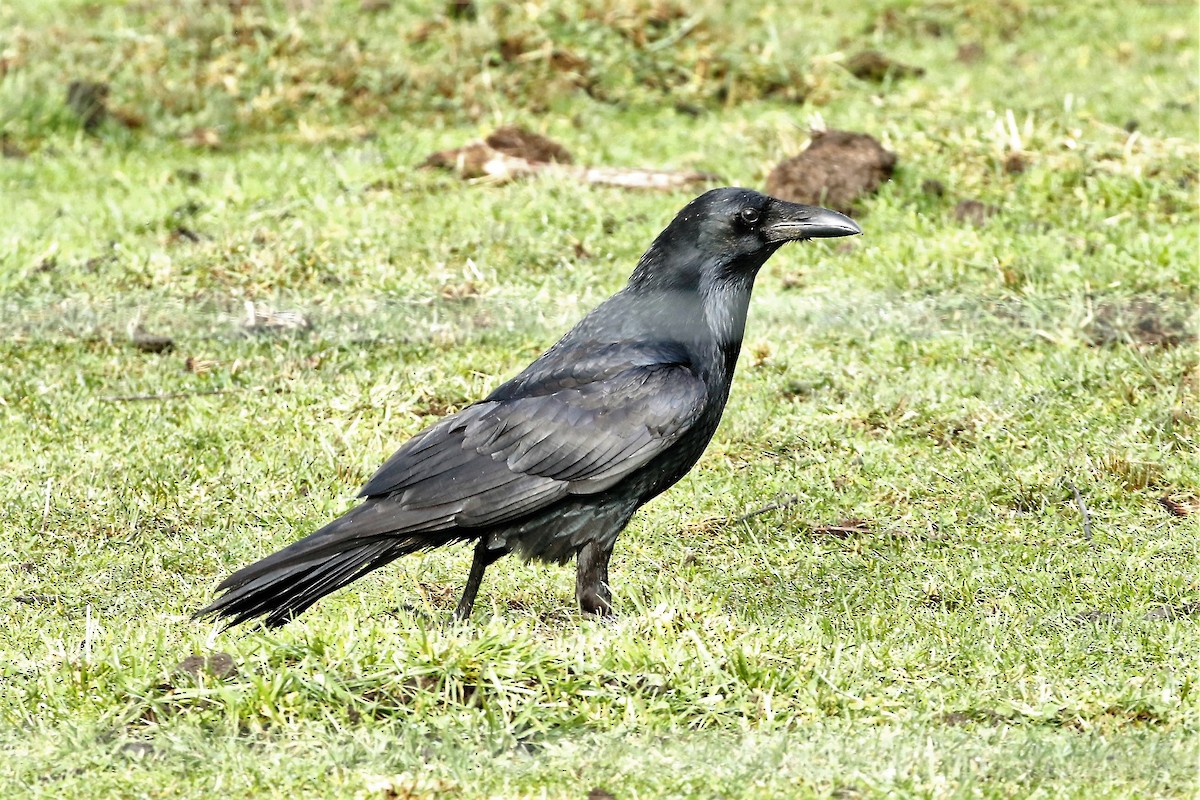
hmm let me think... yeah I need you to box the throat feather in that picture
[700,277,754,373]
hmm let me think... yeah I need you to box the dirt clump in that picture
[765,130,897,214]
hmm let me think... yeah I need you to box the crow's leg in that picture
[454,539,507,622]
[576,540,614,616]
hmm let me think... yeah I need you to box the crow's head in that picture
[617,188,861,356]
[688,187,861,265]
[631,187,861,291]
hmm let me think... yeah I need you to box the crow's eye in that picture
[739,207,761,225]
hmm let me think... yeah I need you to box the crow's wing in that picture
[355,354,706,530]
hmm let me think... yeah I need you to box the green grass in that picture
[1,0,1198,797]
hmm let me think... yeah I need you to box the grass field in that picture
[1,1,1198,797]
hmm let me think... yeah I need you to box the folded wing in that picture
[356,356,707,531]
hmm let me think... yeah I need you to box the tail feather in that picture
[196,531,456,628]
[196,497,470,628]
[282,541,402,619]
[196,539,413,628]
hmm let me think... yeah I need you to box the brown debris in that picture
[845,50,924,83]
[1159,494,1199,517]
[921,179,946,197]
[547,47,590,75]
[185,356,219,375]
[168,226,202,244]
[812,518,873,538]
[765,130,897,214]
[423,125,571,173]
[1,134,28,160]
[423,127,717,191]
[1085,297,1197,348]
[497,35,529,61]
[446,0,476,20]
[110,106,147,130]
[66,80,109,131]
[953,199,999,226]
[1003,152,1029,174]
[485,125,573,164]
[440,281,483,302]
[956,43,986,64]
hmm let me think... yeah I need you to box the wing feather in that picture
[353,356,707,531]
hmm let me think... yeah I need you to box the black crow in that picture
[197,188,860,627]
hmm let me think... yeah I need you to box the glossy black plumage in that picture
[196,187,861,628]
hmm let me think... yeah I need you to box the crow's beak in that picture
[764,201,863,243]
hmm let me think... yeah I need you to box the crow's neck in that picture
[626,244,769,378]
[698,271,756,379]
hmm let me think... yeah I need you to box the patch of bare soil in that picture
[952,199,999,226]
[422,126,717,190]
[1085,297,1198,348]
[485,125,573,164]
[844,50,924,82]
[765,130,897,214]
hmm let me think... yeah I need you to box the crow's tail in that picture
[195,502,460,628]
